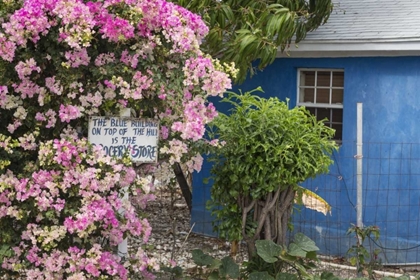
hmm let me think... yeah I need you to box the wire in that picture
[332,151,356,209]
[333,149,420,253]
[369,235,420,252]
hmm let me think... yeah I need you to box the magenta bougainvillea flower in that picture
[0,0,236,278]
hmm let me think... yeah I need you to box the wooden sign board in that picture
[88,116,159,163]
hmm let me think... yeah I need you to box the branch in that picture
[252,187,282,241]
[278,186,295,214]
[241,198,257,240]
[173,163,192,212]
[264,214,272,240]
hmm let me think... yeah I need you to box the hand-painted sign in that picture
[88,116,159,162]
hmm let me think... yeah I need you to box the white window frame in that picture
[297,68,344,141]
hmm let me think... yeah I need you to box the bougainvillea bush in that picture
[0,0,233,278]
[0,138,160,279]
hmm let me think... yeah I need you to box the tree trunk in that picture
[247,239,258,259]
[276,186,295,245]
[173,163,192,212]
[242,186,296,259]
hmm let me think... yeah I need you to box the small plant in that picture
[245,233,321,279]
[191,249,240,279]
[311,272,342,280]
[159,265,184,280]
[159,249,240,279]
[159,235,345,280]
[346,224,381,279]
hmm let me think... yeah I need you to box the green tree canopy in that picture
[172,0,333,82]
[206,89,338,257]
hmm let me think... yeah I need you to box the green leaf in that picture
[220,4,234,21]
[160,266,183,277]
[191,249,217,266]
[288,243,307,258]
[320,271,341,280]
[255,240,282,263]
[293,233,319,252]
[306,250,318,261]
[235,29,252,35]
[238,34,257,54]
[276,272,298,280]
[274,7,290,15]
[208,271,220,280]
[349,256,357,266]
[0,245,12,258]
[171,266,183,277]
[249,271,275,280]
[266,14,285,36]
[267,3,285,10]
[219,256,240,278]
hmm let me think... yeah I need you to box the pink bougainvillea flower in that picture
[0,0,233,277]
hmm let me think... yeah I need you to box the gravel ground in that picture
[131,187,237,278]
[131,186,420,279]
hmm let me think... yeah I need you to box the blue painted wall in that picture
[191,56,420,263]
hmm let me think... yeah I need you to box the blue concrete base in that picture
[294,223,420,264]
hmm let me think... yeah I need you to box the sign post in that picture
[88,116,159,163]
[88,110,159,258]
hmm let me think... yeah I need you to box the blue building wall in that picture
[191,56,420,263]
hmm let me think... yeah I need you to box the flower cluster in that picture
[0,138,157,279]
[0,0,234,277]
[0,0,233,170]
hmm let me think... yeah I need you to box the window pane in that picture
[332,72,344,87]
[332,89,343,104]
[317,108,330,121]
[331,108,343,123]
[316,88,330,104]
[300,88,314,103]
[298,69,344,141]
[317,71,331,87]
[301,71,315,86]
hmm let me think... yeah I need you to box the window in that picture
[297,69,344,141]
